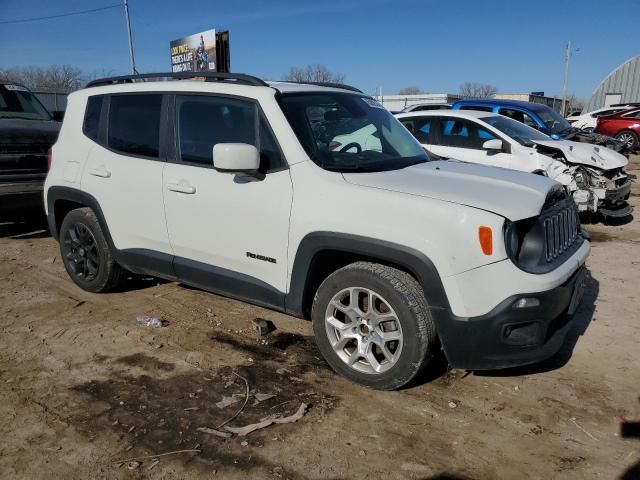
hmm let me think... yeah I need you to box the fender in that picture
[47,186,113,244]
[285,232,452,322]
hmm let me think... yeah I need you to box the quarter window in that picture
[438,118,497,149]
[107,94,162,158]
[83,96,103,141]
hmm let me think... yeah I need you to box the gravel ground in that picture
[0,156,638,480]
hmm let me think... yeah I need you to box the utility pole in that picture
[124,0,137,74]
[561,41,571,116]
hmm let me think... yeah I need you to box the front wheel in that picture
[312,262,436,390]
[616,130,639,150]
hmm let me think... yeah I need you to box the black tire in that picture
[312,261,436,390]
[59,207,127,292]
[616,130,639,150]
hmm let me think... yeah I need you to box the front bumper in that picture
[438,265,587,370]
[0,182,44,212]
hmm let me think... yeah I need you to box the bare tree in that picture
[398,86,423,95]
[0,65,85,91]
[283,64,346,84]
[459,82,497,99]
[564,94,584,115]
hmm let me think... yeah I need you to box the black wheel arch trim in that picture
[285,231,452,319]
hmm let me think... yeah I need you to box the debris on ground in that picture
[448,401,458,409]
[253,392,276,404]
[197,427,233,438]
[224,403,308,436]
[251,318,276,336]
[127,461,140,470]
[135,316,163,328]
[147,460,160,471]
[216,394,243,409]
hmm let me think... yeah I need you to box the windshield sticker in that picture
[361,97,385,109]
[4,84,29,92]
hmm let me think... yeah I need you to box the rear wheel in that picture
[59,207,126,292]
[312,262,436,390]
[615,130,639,150]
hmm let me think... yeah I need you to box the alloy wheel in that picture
[324,287,403,374]
[62,222,100,281]
[616,132,636,149]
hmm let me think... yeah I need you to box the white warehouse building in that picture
[583,56,640,112]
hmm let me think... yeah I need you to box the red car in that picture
[594,107,640,150]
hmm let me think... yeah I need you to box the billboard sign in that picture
[170,29,216,73]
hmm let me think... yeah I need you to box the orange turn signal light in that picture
[478,226,493,255]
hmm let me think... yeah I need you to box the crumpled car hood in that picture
[342,160,557,221]
[533,139,628,170]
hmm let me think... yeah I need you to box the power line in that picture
[0,3,121,25]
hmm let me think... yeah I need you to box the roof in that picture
[266,81,362,94]
[453,99,549,110]
[395,109,494,120]
[84,72,363,95]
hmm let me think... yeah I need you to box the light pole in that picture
[124,0,137,75]
[561,41,579,115]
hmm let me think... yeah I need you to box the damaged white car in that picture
[395,110,633,219]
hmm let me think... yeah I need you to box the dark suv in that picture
[0,82,60,215]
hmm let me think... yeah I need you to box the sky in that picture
[1,0,638,100]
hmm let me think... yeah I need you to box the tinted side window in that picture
[622,110,640,119]
[499,108,525,123]
[439,118,496,149]
[460,106,493,112]
[83,96,103,141]
[108,94,162,158]
[176,95,256,166]
[400,117,432,143]
[259,116,285,171]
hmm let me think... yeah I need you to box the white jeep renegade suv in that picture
[44,72,590,390]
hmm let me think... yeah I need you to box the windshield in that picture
[533,105,571,135]
[0,84,52,121]
[483,115,551,147]
[278,92,429,172]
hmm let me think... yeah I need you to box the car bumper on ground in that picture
[439,264,587,370]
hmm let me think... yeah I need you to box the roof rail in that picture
[86,71,268,88]
[277,80,363,93]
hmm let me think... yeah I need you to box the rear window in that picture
[83,96,103,141]
[107,94,162,158]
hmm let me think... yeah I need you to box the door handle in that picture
[88,167,111,178]
[167,182,196,194]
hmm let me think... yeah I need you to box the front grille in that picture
[0,144,50,155]
[543,203,579,262]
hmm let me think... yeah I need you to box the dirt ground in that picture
[1,158,639,480]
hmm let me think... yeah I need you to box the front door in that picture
[429,116,513,169]
[162,94,293,308]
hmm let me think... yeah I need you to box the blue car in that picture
[452,99,575,140]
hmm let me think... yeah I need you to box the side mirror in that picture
[51,111,65,122]
[213,143,261,176]
[482,139,503,151]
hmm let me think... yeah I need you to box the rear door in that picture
[162,94,292,307]
[80,93,173,274]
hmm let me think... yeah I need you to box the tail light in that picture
[47,149,53,170]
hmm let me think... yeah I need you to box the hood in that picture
[342,160,557,221]
[0,118,60,145]
[533,139,627,170]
